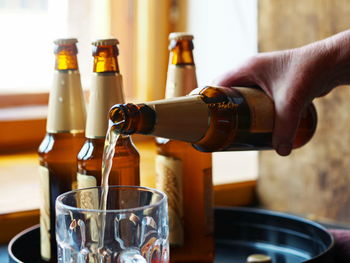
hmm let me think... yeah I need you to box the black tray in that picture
[9,207,334,263]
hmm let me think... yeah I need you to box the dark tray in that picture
[9,207,334,263]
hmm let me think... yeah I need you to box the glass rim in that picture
[56,185,167,213]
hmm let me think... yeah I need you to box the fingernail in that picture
[277,143,292,156]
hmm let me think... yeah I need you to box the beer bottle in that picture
[77,38,139,188]
[155,33,214,262]
[246,254,272,263]
[38,38,86,262]
[109,86,317,152]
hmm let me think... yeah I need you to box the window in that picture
[187,0,258,183]
[0,0,259,242]
[0,0,51,94]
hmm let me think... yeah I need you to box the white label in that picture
[86,73,124,138]
[77,173,97,189]
[39,165,50,260]
[156,155,184,246]
[165,65,197,98]
[147,95,209,143]
[47,71,86,133]
[77,173,99,241]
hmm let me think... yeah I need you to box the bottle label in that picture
[77,173,99,241]
[77,173,97,189]
[156,155,184,246]
[235,87,274,132]
[147,95,209,143]
[39,165,50,260]
[46,71,86,133]
[86,73,125,138]
[165,65,197,98]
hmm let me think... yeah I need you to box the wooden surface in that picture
[258,0,350,223]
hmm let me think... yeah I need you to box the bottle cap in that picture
[246,254,272,263]
[169,32,194,41]
[53,38,78,45]
[92,38,119,46]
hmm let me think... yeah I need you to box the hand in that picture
[214,31,350,156]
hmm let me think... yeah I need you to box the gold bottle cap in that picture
[169,32,194,41]
[92,38,119,46]
[246,254,272,263]
[53,38,78,45]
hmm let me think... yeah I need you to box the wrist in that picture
[323,30,350,87]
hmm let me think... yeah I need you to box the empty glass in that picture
[56,186,169,262]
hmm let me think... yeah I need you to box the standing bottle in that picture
[156,33,214,262]
[77,38,139,188]
[38,38,86,262]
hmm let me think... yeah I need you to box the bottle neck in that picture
[54,44,78,71]
[110,95,210,143]
[46,71,86,133]
[168,39,195,65]
[93,45,120,73]
[166,40,197,98]
[85,73,125,138]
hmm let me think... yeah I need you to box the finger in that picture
[273,94,304,156]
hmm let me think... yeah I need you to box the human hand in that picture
[215,31,350,156]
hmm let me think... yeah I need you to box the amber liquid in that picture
[156,139,214,263]
[97,123,140,251]
[38,132,85,262]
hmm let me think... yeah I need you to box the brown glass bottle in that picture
[155,33,214,262]
[38,38,86,262]
[109,85,317,152]
[77,38,139,188]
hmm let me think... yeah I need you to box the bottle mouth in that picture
[109,103,156,135]
[109,104,129,133]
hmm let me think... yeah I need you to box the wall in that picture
[258,0,350,223]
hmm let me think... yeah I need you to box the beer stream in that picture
[98,120,124,248]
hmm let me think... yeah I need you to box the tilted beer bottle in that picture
[155,33,214,262]
[77,38,139,188]
[38,38,86,262]
[109,86,317,152]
